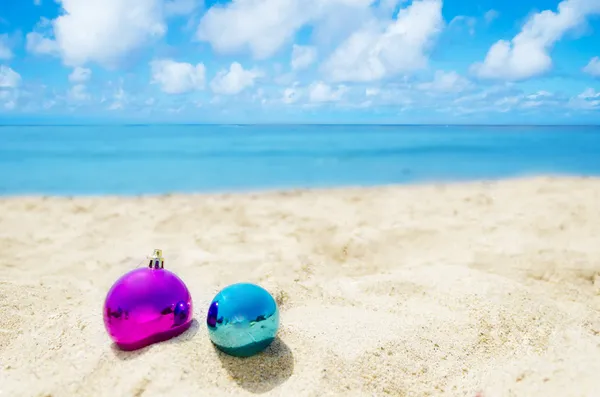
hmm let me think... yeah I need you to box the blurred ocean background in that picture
[1,124,599,196]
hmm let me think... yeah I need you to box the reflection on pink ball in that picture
[103,267,193,351]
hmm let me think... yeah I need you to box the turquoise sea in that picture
[1,124,599,196]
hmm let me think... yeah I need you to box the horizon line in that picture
[1,123,600,127]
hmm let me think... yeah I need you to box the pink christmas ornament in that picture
[103,249,193,351]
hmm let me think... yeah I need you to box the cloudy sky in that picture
[0,0,599,123]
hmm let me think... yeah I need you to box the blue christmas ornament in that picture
[206,283,279,357]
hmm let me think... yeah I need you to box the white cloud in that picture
[526,90,553,99]
[308,81,346,102]
[26,29,60,56]
[252,87,265,100]
[4,100,16,110]
[449,15,476,35]
[0,65,21,88]
[0,84,20,110]
[310,0,376,49]
[494,96,521,108]
[210,62,261,95]
[484,9,499,24]
[291,45,317,71]
[26,0,167,67]
[150,59,206,94]
[578,88,600,99]
[197,0,310,59]
[282,88,299,104]
[282,82,301,104]
[68,84,90,101]
[365,87,379,97]
[165,0,198,16]
[583,57,600,77]
[520,91,558,109]
[34,0,42,4]
[471,0,600,81]
[274,71,295,86]
[196,0,375,59]
[521,100,544,109]
[68,66,92,83]
[108,86,127,110]
[452,87,562,114]
[321,0,443,82]
[569,87,600,110]
[417,70,471,93]
[0,88,18,110]
[0,34,13,60]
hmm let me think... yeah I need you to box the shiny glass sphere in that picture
[103,267,193,351]
[207,283,279,357]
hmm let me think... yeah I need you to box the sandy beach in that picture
[1,176,600,397]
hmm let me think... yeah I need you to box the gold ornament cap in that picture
[149,249,165,269]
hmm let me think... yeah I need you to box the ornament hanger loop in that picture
[149,249,165,269]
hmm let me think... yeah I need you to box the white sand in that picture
[1,176,600,397]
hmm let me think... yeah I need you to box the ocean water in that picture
[1,124,599,196]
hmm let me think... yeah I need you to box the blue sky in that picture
[0,0,599,124]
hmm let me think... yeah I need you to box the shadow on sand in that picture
[213,336,294,393]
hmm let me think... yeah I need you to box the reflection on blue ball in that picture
[206,283,279,357]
